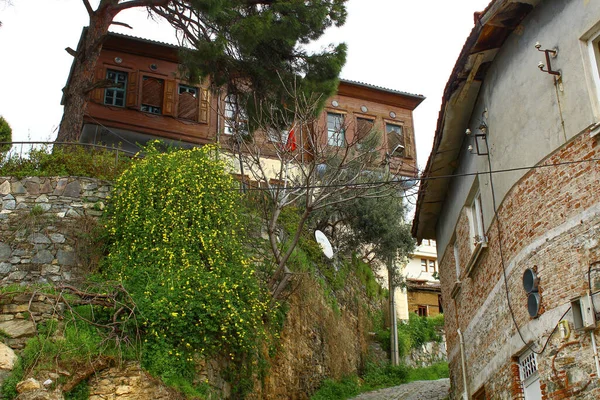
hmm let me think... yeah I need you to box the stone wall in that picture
[0,177,112,286]
[440,132,600,399]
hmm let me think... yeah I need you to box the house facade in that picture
[413,0,600,399]
[70,31,423,180]
[397,240,442,321]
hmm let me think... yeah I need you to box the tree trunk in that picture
[56,10,114,142]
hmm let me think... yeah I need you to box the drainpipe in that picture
[457,328,469,400]
[590,330,600,379]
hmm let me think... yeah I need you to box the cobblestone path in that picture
[349,378,450,400]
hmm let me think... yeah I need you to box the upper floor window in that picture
[327,112,345,146]
[386,123,404,156]
[178,84,198,120]
[141,76,164,114]
[356,117,375,145]
[104,70,127,107]
[417,305,428,317]
[224,94,248,136]
[469,191,486,247]
[421,258,436,273]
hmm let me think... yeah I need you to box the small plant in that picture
[30,205,45,216]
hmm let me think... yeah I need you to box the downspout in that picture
[457,328,469,400]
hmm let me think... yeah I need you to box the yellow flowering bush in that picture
[104,143,274,396]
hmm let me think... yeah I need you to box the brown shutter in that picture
[198,88,210,124]
[163,80,176,116]
[141,76,163,108]
[404,126,413,158]
[126,71,138,108]
[91,66,105,103]
[178,91,198,120]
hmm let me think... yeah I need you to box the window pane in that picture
[327,112,345,146]
[104,69,127,107]
[386,123,404,155]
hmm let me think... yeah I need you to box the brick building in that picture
[413,1,600,399]
[67,30,423,180]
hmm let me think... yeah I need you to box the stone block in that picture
[0,243,10,261]
[24,181,40,195]
[2,200,16,210]
[34,194,49,203]
[29,303,54,314]
[82,182,98,190]
[28,233,51,244]
[0,181,10,195]
[16,378,42,393]
[0,263,13,274]
[57,250,76,266]
[37,203,51,212]
[7,271,26,281]
[32,250,54,264]
[49,234,65,244]
[2,304,28,313]
[42,265,60,275]
[0,319,36,338]
[53,179,68,196]
[65,208,81,218]
[63,181,81,198]
[10,182,26,195]
[39,180,53,194]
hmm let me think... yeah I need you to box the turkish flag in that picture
[285,127,297,151]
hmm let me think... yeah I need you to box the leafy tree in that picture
[0,116,12,156]
[56,0,347,142]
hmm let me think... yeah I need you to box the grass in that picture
[310,362,449,400]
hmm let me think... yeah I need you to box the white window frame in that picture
[519,351,542,400]
[224,94,248,136]
[468,191,486,248]
[581,22,600,134]
[327,112,345,147]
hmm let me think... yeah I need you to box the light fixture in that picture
[114,57,123,64]
[465,128,472,136]
[331,100,339,107]
[535,41,560,76]
[389,111,396,119]
[150,64,158,71]
[361,105,368,113]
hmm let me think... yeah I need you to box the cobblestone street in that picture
[350,379,449,400]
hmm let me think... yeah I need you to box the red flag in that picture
[285,127,297,151]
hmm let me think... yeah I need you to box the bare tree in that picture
[223,82,415,298]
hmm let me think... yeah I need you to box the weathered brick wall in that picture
[440,132,600,399]
[0,177,112,286]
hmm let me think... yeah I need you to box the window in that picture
[356,117,374,145]
[421,258,436,273]
[472,387,487,400]
[141,76,164,114]
[585,26,600,121]
[417,305,428,317]
[429,260,437,274]
[469,191,486,246]
[327,112,345,146]
[453,242,461,280]
[267,128,290,144]
[104,70,127,107]
[177,84,198,120]
[386,123,404,156]
[519,351,542,400]
[224,94,248,135]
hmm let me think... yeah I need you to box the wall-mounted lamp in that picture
[535,41,560,76]
[466,122,489,156]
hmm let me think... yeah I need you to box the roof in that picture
[411,0,540,241]
[405,278,441,292]
[339,79,425,102]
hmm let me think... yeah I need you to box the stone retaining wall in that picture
[0,176,112,286]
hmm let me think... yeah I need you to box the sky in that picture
[0,0,490,170]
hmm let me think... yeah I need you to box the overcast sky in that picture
[0,0,490,170]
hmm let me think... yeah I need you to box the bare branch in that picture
[82,0,94,17]
[111,21,133,29]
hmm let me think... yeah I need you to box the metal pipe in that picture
[590,328,600,379]
[457,328,469,400]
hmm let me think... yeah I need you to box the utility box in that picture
[571,294,596,331]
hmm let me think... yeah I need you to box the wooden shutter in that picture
[404,126,413,158]
[141,77,164,107]
[91,66,105,103]
[387,126,404,153]
[178,91,198,120]
[163,80,176,117]
[198,88,210,124]
[356,118,374,142]
[126,71,138,108]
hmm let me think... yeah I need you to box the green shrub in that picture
[0,144,131,179]
[103,143,277,396]
[0,116,11,155]
[311,376,361,400]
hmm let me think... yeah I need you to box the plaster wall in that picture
[436,0,600,257]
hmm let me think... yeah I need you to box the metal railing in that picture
[0,141,139,166]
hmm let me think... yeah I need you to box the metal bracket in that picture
[535,42,560,76]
